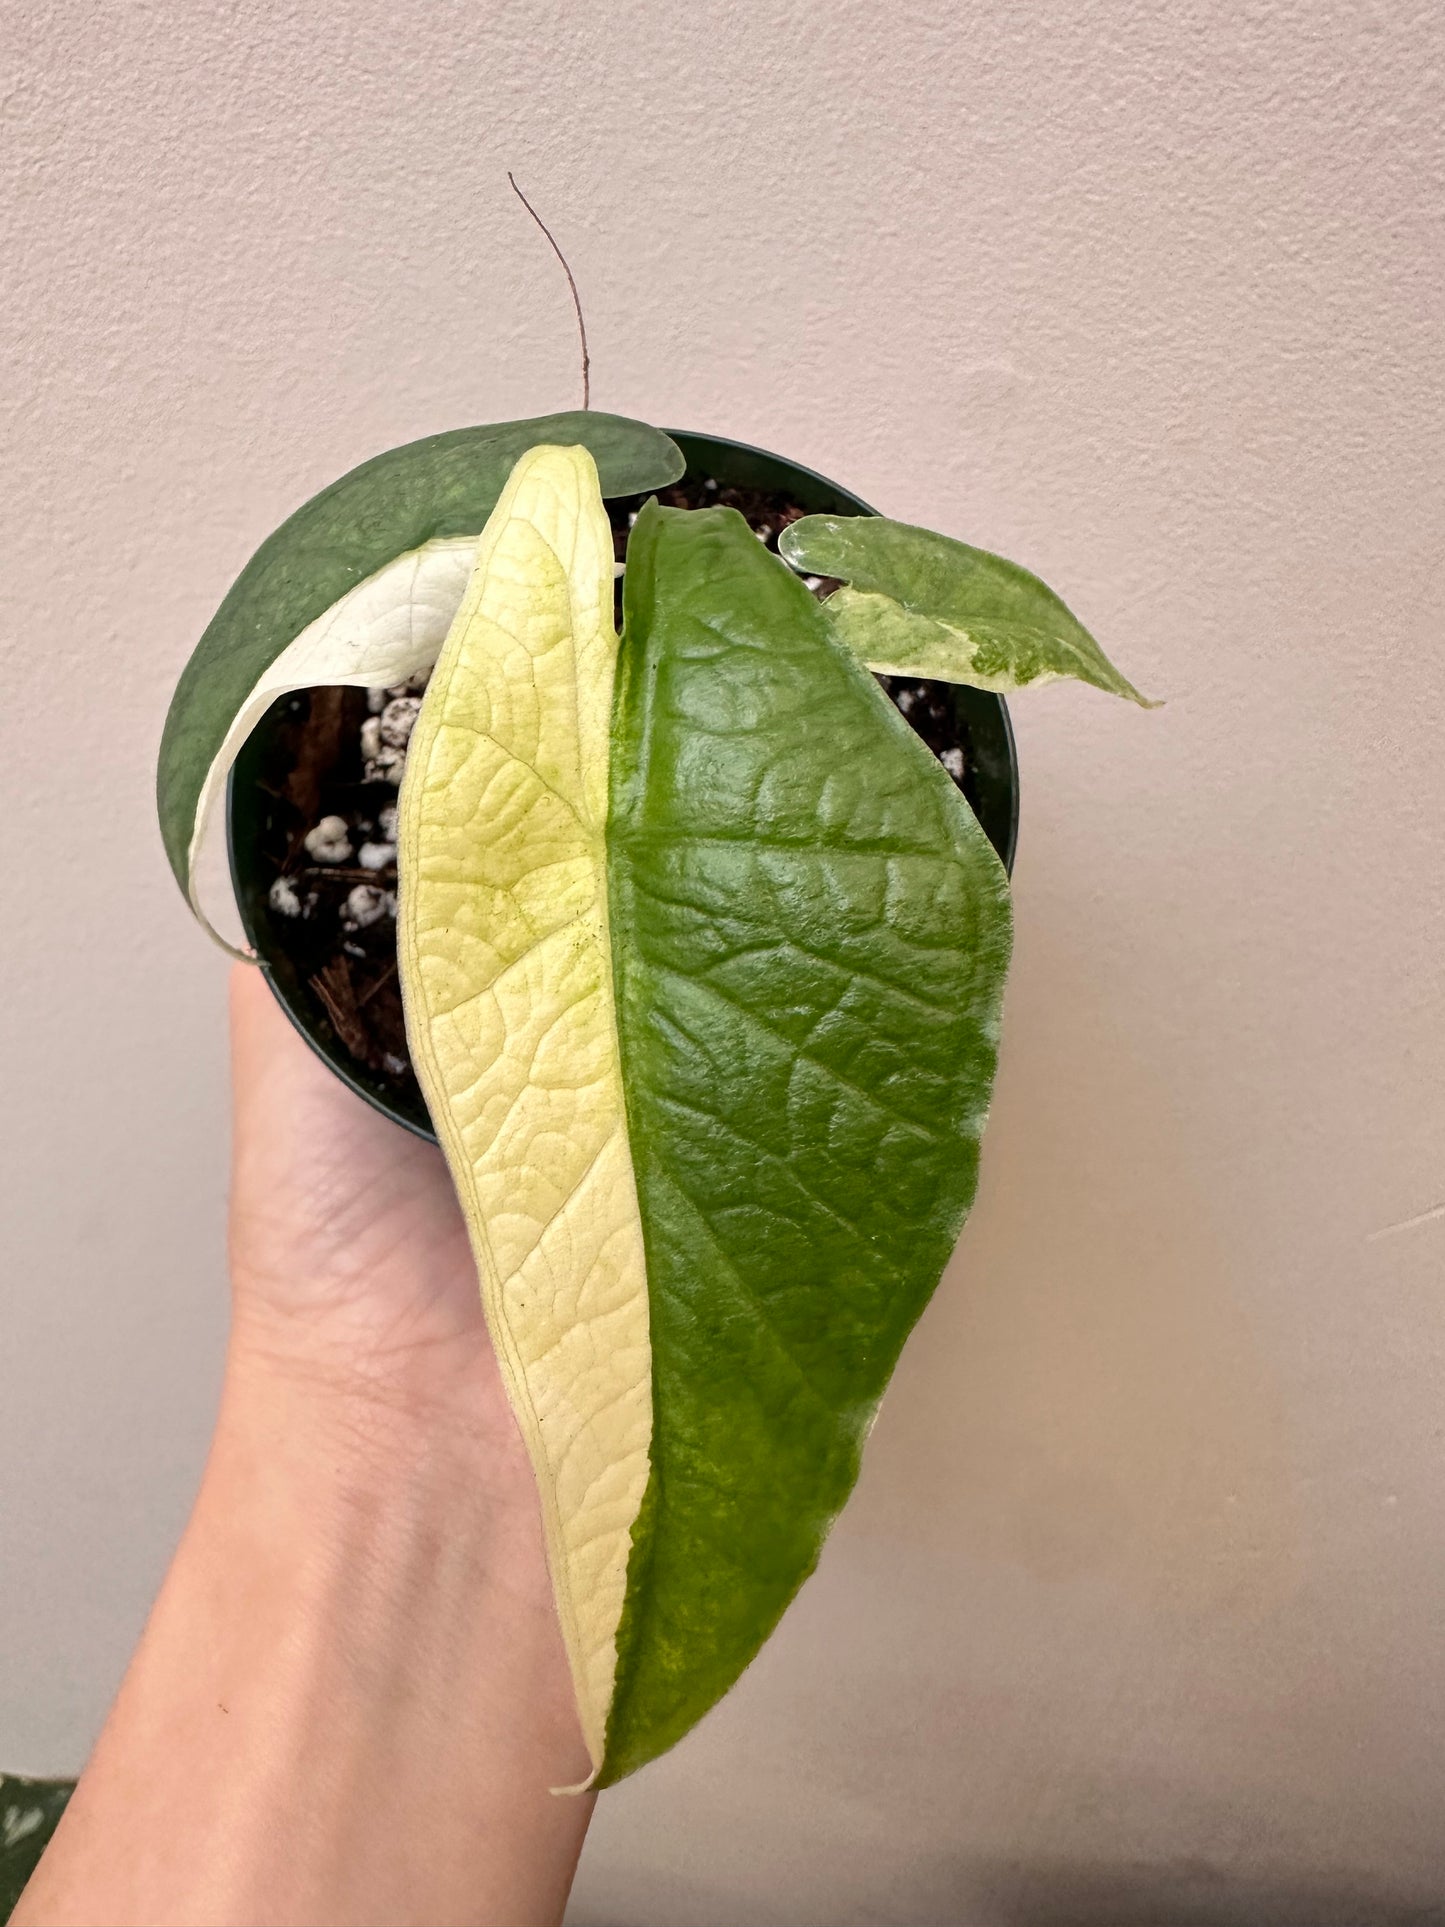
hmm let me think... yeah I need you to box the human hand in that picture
[226,960,535,1496]
[14,969,593,1927]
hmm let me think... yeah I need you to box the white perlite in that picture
[363,744,408,786]
[379,696,421,748]
[303,815,353,864]
[343,884,393,930]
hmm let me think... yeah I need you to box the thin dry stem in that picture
[507,172,590,410]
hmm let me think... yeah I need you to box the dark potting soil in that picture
[249,481,977,1100]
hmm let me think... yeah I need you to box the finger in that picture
[230,960,380,1144]
[228,961,436,1183]
[230,960,327,1102]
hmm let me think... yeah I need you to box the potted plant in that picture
[223,428,1023,1136]
[156,410,1152,1788]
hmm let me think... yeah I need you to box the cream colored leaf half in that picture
[823,584,1126,694]
[820,587,1057,689]
[396,446,651,1783]
[186,535,479,949]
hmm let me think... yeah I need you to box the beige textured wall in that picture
[4,2,1443,1921]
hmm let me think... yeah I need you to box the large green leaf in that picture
[598,501,1013,1781]
[394,456,1014,1784]
[779,512,1155,704]
[157,410,682,941]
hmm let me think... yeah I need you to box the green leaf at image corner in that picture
[779,513,1157,706]
[599,501,1013,1783]
[155,410,683,904]
[0,1774,72,1922]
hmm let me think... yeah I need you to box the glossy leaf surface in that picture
[157,411,683,938]
[599,502,1013,1781]
[780,512,1155,704]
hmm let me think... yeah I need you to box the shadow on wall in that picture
[855,895,1297,1619]
[571,1854,1445,1927]
[966,1855,1445,1926]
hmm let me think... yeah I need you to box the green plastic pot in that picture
[228,430,1021,1140]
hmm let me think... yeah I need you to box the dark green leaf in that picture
[156,411,683,901]
[0,1774,72,1922]
[601,502,1012,1781]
